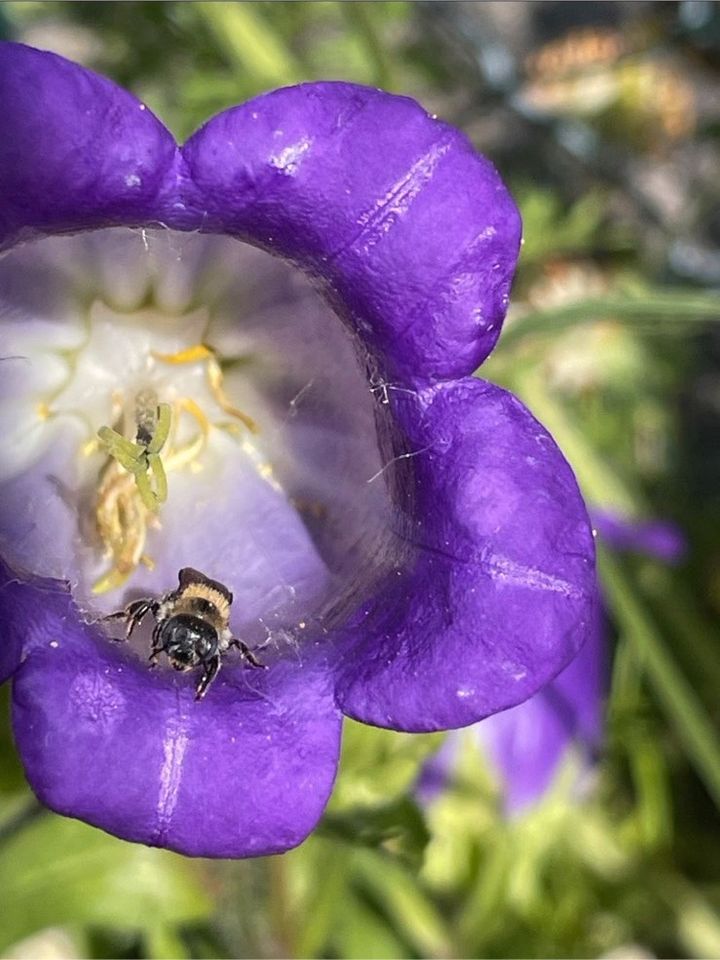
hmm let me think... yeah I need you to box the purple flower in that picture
[590,508,686,566]
[0,43,596,857]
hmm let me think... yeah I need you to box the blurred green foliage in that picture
[2,2,720,958]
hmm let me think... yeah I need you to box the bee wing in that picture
[177,567,233,605]
[178,567,206,589]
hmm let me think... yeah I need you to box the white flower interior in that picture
[0,229,394,649]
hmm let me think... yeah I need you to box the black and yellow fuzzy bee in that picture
[104,567,264,700]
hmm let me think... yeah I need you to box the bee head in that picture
[160,614,219,669]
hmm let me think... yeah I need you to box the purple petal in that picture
[476,596,604,813]
[0,559,72,685]
[0,47,520,381]
[591,508,687,565]
[0,42,176,250]
[180,83,521,380]
[334,378,596,731]
[7,574,342,858]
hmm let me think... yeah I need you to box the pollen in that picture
[91,345,264,595]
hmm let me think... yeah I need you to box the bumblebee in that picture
[104,567,264,700]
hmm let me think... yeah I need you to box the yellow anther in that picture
[92,466,151,595]
[36,402,52,421]
[152,344,213,364]
[93,568,132,595]
[165,397,210,471]
[81,437,101,457]
[207,356,258,433]
[154,342,258,434]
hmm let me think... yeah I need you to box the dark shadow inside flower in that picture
[0,227,401,664]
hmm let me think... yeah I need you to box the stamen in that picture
[164,398,210,471]
[93,465,153,594]
[207,356,258,434]
[152,344,213,365]
[91,344,261,593]
[153,343,259,434]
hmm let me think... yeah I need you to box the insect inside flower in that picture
[103,566,266,700]
[88,343,260,597]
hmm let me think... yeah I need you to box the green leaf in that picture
[352,848,454,958]
[289,840,352,959]
[0,812,213,954]
[334,889,411,959]
[318,796,430,869]
[329,719,443,811]
[518,188,612,265]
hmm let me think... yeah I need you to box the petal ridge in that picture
[180,82,522,379]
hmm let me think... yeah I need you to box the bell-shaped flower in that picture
[0,43,595,857]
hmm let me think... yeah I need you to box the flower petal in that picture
[334,378,596,731]
[180,83,521,380]
[0,559,72,685]
[0,49,520,380]
[7,577,342,858]
[0,42,177,250]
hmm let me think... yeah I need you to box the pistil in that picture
[90,346,260,595]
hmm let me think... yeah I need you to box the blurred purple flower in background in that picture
[591,509,687,566]
[418,511,686,814]
[0,43,596,857]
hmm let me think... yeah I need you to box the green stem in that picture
[608,626,644,711]
[640,564,720,691]
[194,2,302,86]
[341,2,393,88]
[502,290,720,348]
[599,548,720,812]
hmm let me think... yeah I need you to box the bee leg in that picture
[229,638,266,669]
[102,598,156,641]
[124,599,157,640]
[195,655,221,701]
[148,621,164,667]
